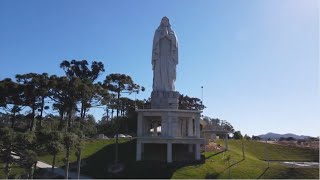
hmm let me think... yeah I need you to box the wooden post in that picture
[224,133,229,150]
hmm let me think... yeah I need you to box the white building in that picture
[136,109,204,163]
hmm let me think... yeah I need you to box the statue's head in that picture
[160,16,170,27]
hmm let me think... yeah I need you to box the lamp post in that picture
[201,86,203,105]
[133,90,138,110]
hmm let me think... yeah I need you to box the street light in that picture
[201,86,203,105]
[133,89,139,110]
[201,86,204,117]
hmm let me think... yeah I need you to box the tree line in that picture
[0,60,146,178]
[0,59,207,178]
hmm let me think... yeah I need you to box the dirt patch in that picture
[202,141,225,152]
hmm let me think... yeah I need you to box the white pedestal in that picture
[188,144,193,153]
[195,144,201,160]
[167,142,172,163]
[136,109,204,162]
[136,141,141,161]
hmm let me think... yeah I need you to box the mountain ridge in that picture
[257,132,311,140]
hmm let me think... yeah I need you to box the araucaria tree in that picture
[59,60,105,119]
[15,73,50,131]
[103,73,143,165]
[0,78,24,128]
[179,94,206,110]
[49,75,82,131]
[0,127,16,179]
[0,60,152,178]
[48,60,105,131]
[57,60,105,177]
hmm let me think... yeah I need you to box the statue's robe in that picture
[152,26,178,92]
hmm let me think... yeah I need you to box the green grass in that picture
[225,140,318,161]
[38,138,128,167]
[0,139,116,179]
[37,139,319,179]
[0,163,26,179]
[172,140,319,179]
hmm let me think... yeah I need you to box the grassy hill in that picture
[222,140,318,161]
[38,138,126,167]
[35,139,318,179]
[172,140,318,179]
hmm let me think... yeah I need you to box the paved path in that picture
[282,161,319,168]
[36,161,92,179]
[36,161,52,168]
[12,152,91,179]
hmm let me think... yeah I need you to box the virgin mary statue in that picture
[152,17,178,92]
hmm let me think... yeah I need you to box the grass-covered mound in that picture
[225,140,318,161]
[172,140,318,179]
[38,138,125,167]
[37,139,319,179]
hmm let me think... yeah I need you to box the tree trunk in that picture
[67,113,71,128]
[10,112,16,128]
[80,99,84,119]
[39,97,45,128]
[31,161,37,179]
[59,113,64,131]
[29,107,36,131]
[4,161,10,179]
[52,154,56,173]
[106,109,109,121]
[76,149,81,179]
[80,104,84,119]
[67,110,72,129]
[115,91,120,164]
[83,108,86,118]
[64,147,70,179]
[29,105,36,131]
[111,108,114,119]
[28,167,32,179]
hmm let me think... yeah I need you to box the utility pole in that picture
[265,140,269,168]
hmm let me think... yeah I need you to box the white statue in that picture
[152,17,178,92]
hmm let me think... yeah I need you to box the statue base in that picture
[151,91,180,109]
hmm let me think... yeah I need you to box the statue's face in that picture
[161,18,169,27]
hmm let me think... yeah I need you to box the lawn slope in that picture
[172,140,318,179]
[37,139,319,179]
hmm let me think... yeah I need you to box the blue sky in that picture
[0,0,319,137]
